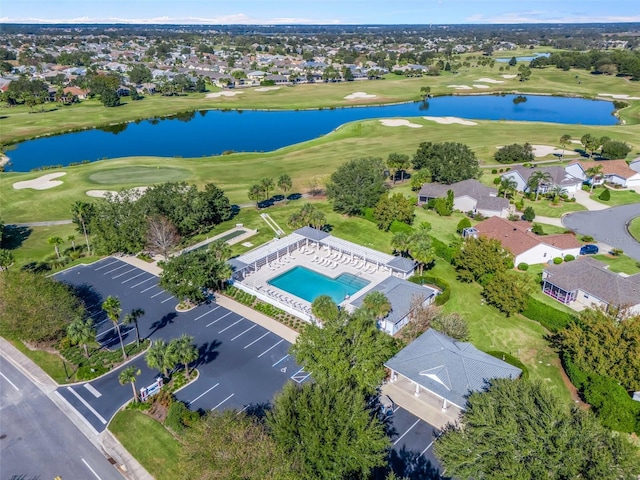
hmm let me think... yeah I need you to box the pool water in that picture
[268,266,370,304]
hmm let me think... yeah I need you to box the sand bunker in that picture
[344,92,377,100]
[423,116,477,126]
[570,139,582,144]
[497,145,579,157]
[379,119,422,128]
[206,91,242,98]
[476,78,504,84]
[472,84,490,89]
[255,86,281,92]
[598,93,640,100]
[13,172,66,190]
[86,186,149,199]
[501,74,518,79]
[447,84,473,90]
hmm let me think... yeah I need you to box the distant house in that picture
[629,157,640,174]
[348,276,438,335]
[501,166,582,194]
[417,179,510,218]
[471,216,581,265]
[542,257,640,315]
[385,329,522,412]
[62,86,89,100]
[566,160,640,189]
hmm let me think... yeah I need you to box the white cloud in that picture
[466,11,640,23]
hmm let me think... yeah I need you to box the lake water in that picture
[4,93,616,172]
[495,53,551,63]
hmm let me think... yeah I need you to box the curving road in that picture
[562,203,640,261]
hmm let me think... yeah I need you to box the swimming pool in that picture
[268,266,370,304]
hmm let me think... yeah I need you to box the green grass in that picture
[589,188,640,207]
[9,339,71,384]
[629,216,640,243]
[520,196,587,218]
[88,166,192,185]
[592,253,640,275]
[109,410,182,480]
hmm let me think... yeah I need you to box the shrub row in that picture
[486,351,529,380]
[431,237,457,264]
[409,275,451,305]
[521,297,577,332]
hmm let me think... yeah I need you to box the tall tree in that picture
[71,201,94,254]
[387,152,410,183]
[169,334,198,378]
[586,164,604,193]
[455,237,513,283]
[362,291,391,324]
[67,235,76,250]
[48,236,63,259]
[310,295,340,323]
[145,215,180,260]
[326,157,386,215]
[145,339,176,377]
[67,318,96,359]
[412,142,479,184]
[435,379,640,480]
[581,133,601,158]
[527,170,553,201]
[482,270,535,316]
[102,296,127,361]
[260,177,275,201]
[123,308,145,347]
[499,177,518,198]
[373,193,415,231]
[248,183,262,208]
[559,134,572,158]
[277,173,293,200]
[119,366,141,402]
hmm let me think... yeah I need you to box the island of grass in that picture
[628,216,640,244]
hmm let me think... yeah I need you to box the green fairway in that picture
[88,166,192,185]
[109,410,182,480]
[629,217,640,243]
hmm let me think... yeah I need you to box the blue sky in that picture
[1,0,638,24]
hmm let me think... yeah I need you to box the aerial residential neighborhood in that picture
[1,3,640,480]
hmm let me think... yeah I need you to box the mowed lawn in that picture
[630,216,640,243]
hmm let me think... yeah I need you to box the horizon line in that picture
[2,21,640,26]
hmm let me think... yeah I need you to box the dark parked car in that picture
[580,244,599,255]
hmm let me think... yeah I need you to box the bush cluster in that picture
[521,297,576,332]
[409,275,451,305]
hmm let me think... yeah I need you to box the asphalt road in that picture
[562,203,640,261]
[0,358,122,480]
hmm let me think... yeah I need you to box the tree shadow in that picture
[71,283,104,310]
[195,339,221,366]
[385,447,447,480]
[148,311,178,336]
[1,225,31,250]
[20,261,51,273]
[242,402,272,420]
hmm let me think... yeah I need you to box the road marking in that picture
[194,307,219,321]
[272,354,289,367]
[53,391,99,436]
[420,440,436,456]
[81,458,102,480]
[218,318,243,333]
[112,267,137,279]
[206,311,231,327]
[236,405,250,415]
[121,272,145,284]
[67,387,107,425]
[393,419,420,446]
[84,384,102,398]
[150,291,165,298]
[190,383,220,404]
[94,260,118,271]
[244,331,270,349]
[0,371,19,391]
[103,264,127,275]
[130,277,154,288]
[160,295,175,304]
[140,285,157,293]
[291,368,311,383]
[258,339,284,358]
[96,325,116,338]
[211,393,235,411]
[231,324,256,340]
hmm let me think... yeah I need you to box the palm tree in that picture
[391,232,410,256]
[215,262,233,291]
[311,295,339,323]
[102,296,127,362]
[585,164,604,193]
[547,185,567,204]
[527,171,553,201]
[119,366,141,402]
[67,235,76,251]
[277,173,293,201]
[170,335,198,378]
[48,236,63,259]
[559,134,571,158]
[0,249,14,271]
[67,318,96,359]
[123,308,145,347]
[409,239,435,275]
[499,177,518,199]
[208,239,231,262]
[145,339,176,378]
[362,291,391,325]
[260,177,275,201]
[71,201,92,254]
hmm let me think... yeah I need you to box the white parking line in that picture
[258,339,284,358]
[190,383,220,404]
[130,277,154,288]
[112,267,136,279]
[393,419,420,446]
[211,393,235,411]
[81,458,102,480]
[272,354,289,367]
[121,272,145,284]
[218,318,243,333]
[96,325,116,338]
[140,285,157,293]
[244,331,270,349]
[94,260,118,271]
[84,384,102,398]
[150,291,165,298]
[0,371,19,391]
[67,387,107,425]
[53,391,99,435]
[103,264,127,275]
[160,295,175,304]
[231,324,256,341]
[194,307,220,321]
[236,405,250,415]
[206,311,231,327]
[421,440,435,456]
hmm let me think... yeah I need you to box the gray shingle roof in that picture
[418,179,496,200]
[544,257,640,307]
[475,195,509,211]
[387,256,417,273]
[294,226,330,241]
[350,276,437,327]
[507,165,582,187]
[385,329,521,409]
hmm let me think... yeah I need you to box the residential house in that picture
[566,160,640,189]
[471,216,581,265]
[501,166,582,194]
[385,329,521,413]
[348,276,438,335]
[417,179,510,218]
[629,157,640,174]
[62,86,89,100]
[542,257,640,315]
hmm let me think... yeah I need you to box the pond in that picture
[495,53,551,63]
[4,93,616,172]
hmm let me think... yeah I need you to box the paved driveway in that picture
[562,203,640,261]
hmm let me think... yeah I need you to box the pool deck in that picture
[236,245,394,321]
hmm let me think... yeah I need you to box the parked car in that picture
[580,244,599,255]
